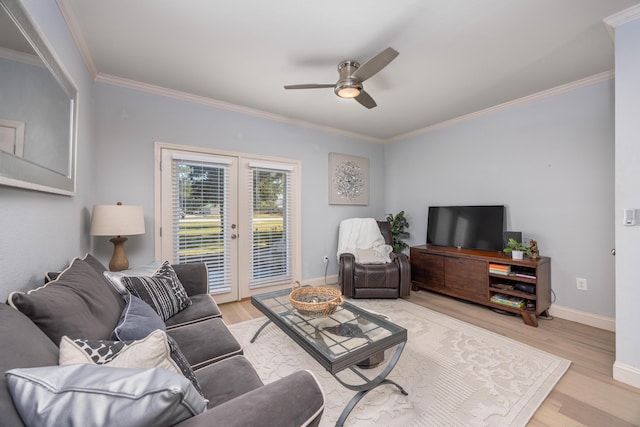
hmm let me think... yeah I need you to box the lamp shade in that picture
[90,204,145,236]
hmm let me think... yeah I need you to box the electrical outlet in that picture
[323,255,329,264]
[576,278,588,291]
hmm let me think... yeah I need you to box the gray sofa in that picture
[0,254,324,427]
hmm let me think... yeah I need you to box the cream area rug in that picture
[228,298,570,427]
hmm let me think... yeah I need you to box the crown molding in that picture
[95,73,384,143]
[96,70,612,146]
[386,71,615,144]
[56,0,97,77]
[603,4,640,43]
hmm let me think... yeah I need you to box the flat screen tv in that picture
[427,205,505,252]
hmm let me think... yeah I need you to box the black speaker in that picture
[515,283,535,294]
[503,231,522,247]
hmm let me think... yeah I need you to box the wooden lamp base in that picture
[109,236,130,271]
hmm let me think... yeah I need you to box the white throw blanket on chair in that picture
[337,218,393,264]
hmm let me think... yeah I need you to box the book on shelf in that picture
[489,263,510,275]
[513,272,536,280]
[490,293,525,309]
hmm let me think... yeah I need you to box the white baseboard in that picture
[305,275,339,288]
[613,361,640,389]
[301,281,617,332]
[548,304,615,332]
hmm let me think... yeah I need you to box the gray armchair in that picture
[338,221,411,299]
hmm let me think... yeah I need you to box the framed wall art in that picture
[328,152,369,205]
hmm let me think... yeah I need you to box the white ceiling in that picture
[58,0,638,142]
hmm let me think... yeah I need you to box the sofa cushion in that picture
[193,355,263,408]
[112,294,166,340]
[121,261,192,321]
[8,257,123,344]
[103,260,163,294]
[168,317,243,370]
[165,294,222,329]
[0,304,60,427]
[5,364,206,427]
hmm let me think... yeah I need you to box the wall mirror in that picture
[0,0,77,195]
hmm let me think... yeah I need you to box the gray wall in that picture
[385,80,616,317]
[0,0,96,301]
[90,83,386,281]
[613,16,640,385]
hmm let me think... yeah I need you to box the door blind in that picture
[248,164,292,288]
[171,156,231,294]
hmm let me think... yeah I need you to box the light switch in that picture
[623,209,636,226]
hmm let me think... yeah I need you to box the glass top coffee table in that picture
[251,287,408,426]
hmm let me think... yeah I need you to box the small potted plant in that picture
[386,211,410,253]
[503,238,530,260]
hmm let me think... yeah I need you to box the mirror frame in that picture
[0,0,78,195]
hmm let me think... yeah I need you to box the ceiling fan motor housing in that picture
[335,60,362,98]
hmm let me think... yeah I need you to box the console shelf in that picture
[410,245,551,327]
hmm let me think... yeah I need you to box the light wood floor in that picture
[219,289,640,427]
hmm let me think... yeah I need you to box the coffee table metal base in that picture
[333,341,407,426]
[251,319,407,427]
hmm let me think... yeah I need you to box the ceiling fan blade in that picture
[355,90,377,109]
[284,83,334,90]
[352,47,399,82]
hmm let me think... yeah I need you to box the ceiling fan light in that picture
[336,86,361,98]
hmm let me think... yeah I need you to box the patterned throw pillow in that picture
[59,330,180,370]
[121,262,192,321]
[59,329,204,397]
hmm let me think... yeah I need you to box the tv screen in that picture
[427,205,505,252]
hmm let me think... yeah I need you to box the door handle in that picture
[231,234,237,239]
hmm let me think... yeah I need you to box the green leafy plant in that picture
[503,238,531,254]
[386,211,410,253]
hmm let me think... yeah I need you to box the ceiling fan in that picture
[284,47,399,109]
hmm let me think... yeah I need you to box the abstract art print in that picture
[329,153,369,205]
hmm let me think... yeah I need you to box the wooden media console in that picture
[410,245,551,327]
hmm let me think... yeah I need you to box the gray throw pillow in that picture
[112,294,166,341]
[5,364,207,427]
[121,261,192,321]
[8,257,123,344]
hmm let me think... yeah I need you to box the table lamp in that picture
[90,202,145,271]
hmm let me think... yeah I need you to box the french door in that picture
[155,143,300,303]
